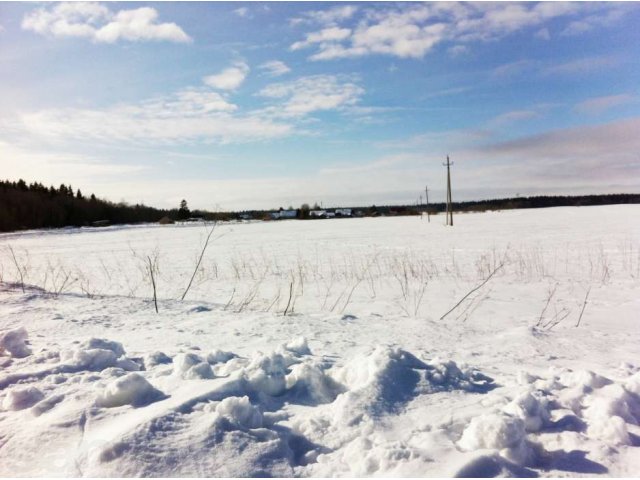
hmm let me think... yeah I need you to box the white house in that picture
[335,208,352,217]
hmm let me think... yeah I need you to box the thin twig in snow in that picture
[575,287,591,327]
[440,262,505,320]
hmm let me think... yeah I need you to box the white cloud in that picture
[233,7,249,18]
[258,60,291,77]
[291,26,352,51]
[22,2,190,43]
[574,94,635,115]
[8,80,291,146]
[203,62,250,90]
[258,75,364,117]
[561,6,628,36]
[291,3,626,61]
[290,5,358,26]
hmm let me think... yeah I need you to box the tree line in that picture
[1,178,639,233]
[0,179,175,232]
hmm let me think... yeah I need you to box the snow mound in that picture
[143,351,172,368]
[2,386,44,411]
[173,353,214,379]
[458,413,533,466]
[0,327,31,358]
[61,347,118,371]
[624,371,640,395]
[186,362,215,380]
[206,350,236,365]
[502,389,550,432]
[96,373,165,408]
[82,338,125,357]
[243,352,289,396]
[331,347,494,418]
[286,361,344,404]
[283,336,311,356]
[583,383,639,445]
[209,396,263,429]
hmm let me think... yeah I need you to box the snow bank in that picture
[61,348,118,371]
[0,327,31,358]
[583,383,638,445]
[2,386,44,411]
[96,373,165,408]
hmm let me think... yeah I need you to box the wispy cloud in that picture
[203,61,250,90]
[258,75,364,117]
[232,7,249,18]
[491,59,538,79]
[22,2,191,43]
[542,55,621,76]
[290,5,358,27]
[489,110,540,127]
[574,94,634,115]
[258,60,291,77]
[0,140,147,188]
[561,5,628,36]
[478,116,640,163]
[8,77,292,145]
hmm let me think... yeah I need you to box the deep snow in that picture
[0,205,639,477]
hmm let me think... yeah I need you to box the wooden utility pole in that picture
[444,155,453,226]
[425,185,430,222]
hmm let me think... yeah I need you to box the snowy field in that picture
[1,205,639,477]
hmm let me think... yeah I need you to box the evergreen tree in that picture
[178,199,190,220]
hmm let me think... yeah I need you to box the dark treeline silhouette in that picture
[408,193,640,215]
[1,178,639,232]
[241,193,640,219]
[0,179,175,232]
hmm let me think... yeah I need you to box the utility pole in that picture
[443,155,453,226]
[425,185,430,223]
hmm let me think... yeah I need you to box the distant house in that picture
[325,211,336,218]
[271,210,297,220]
[238,213,252,221]
[310,210,327,218]
[335,208,352,217]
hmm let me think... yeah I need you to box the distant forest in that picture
[1,178,639,233]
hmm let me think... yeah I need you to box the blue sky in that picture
[1,2,639,210]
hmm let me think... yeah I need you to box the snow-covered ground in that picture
[1,205,639,477]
